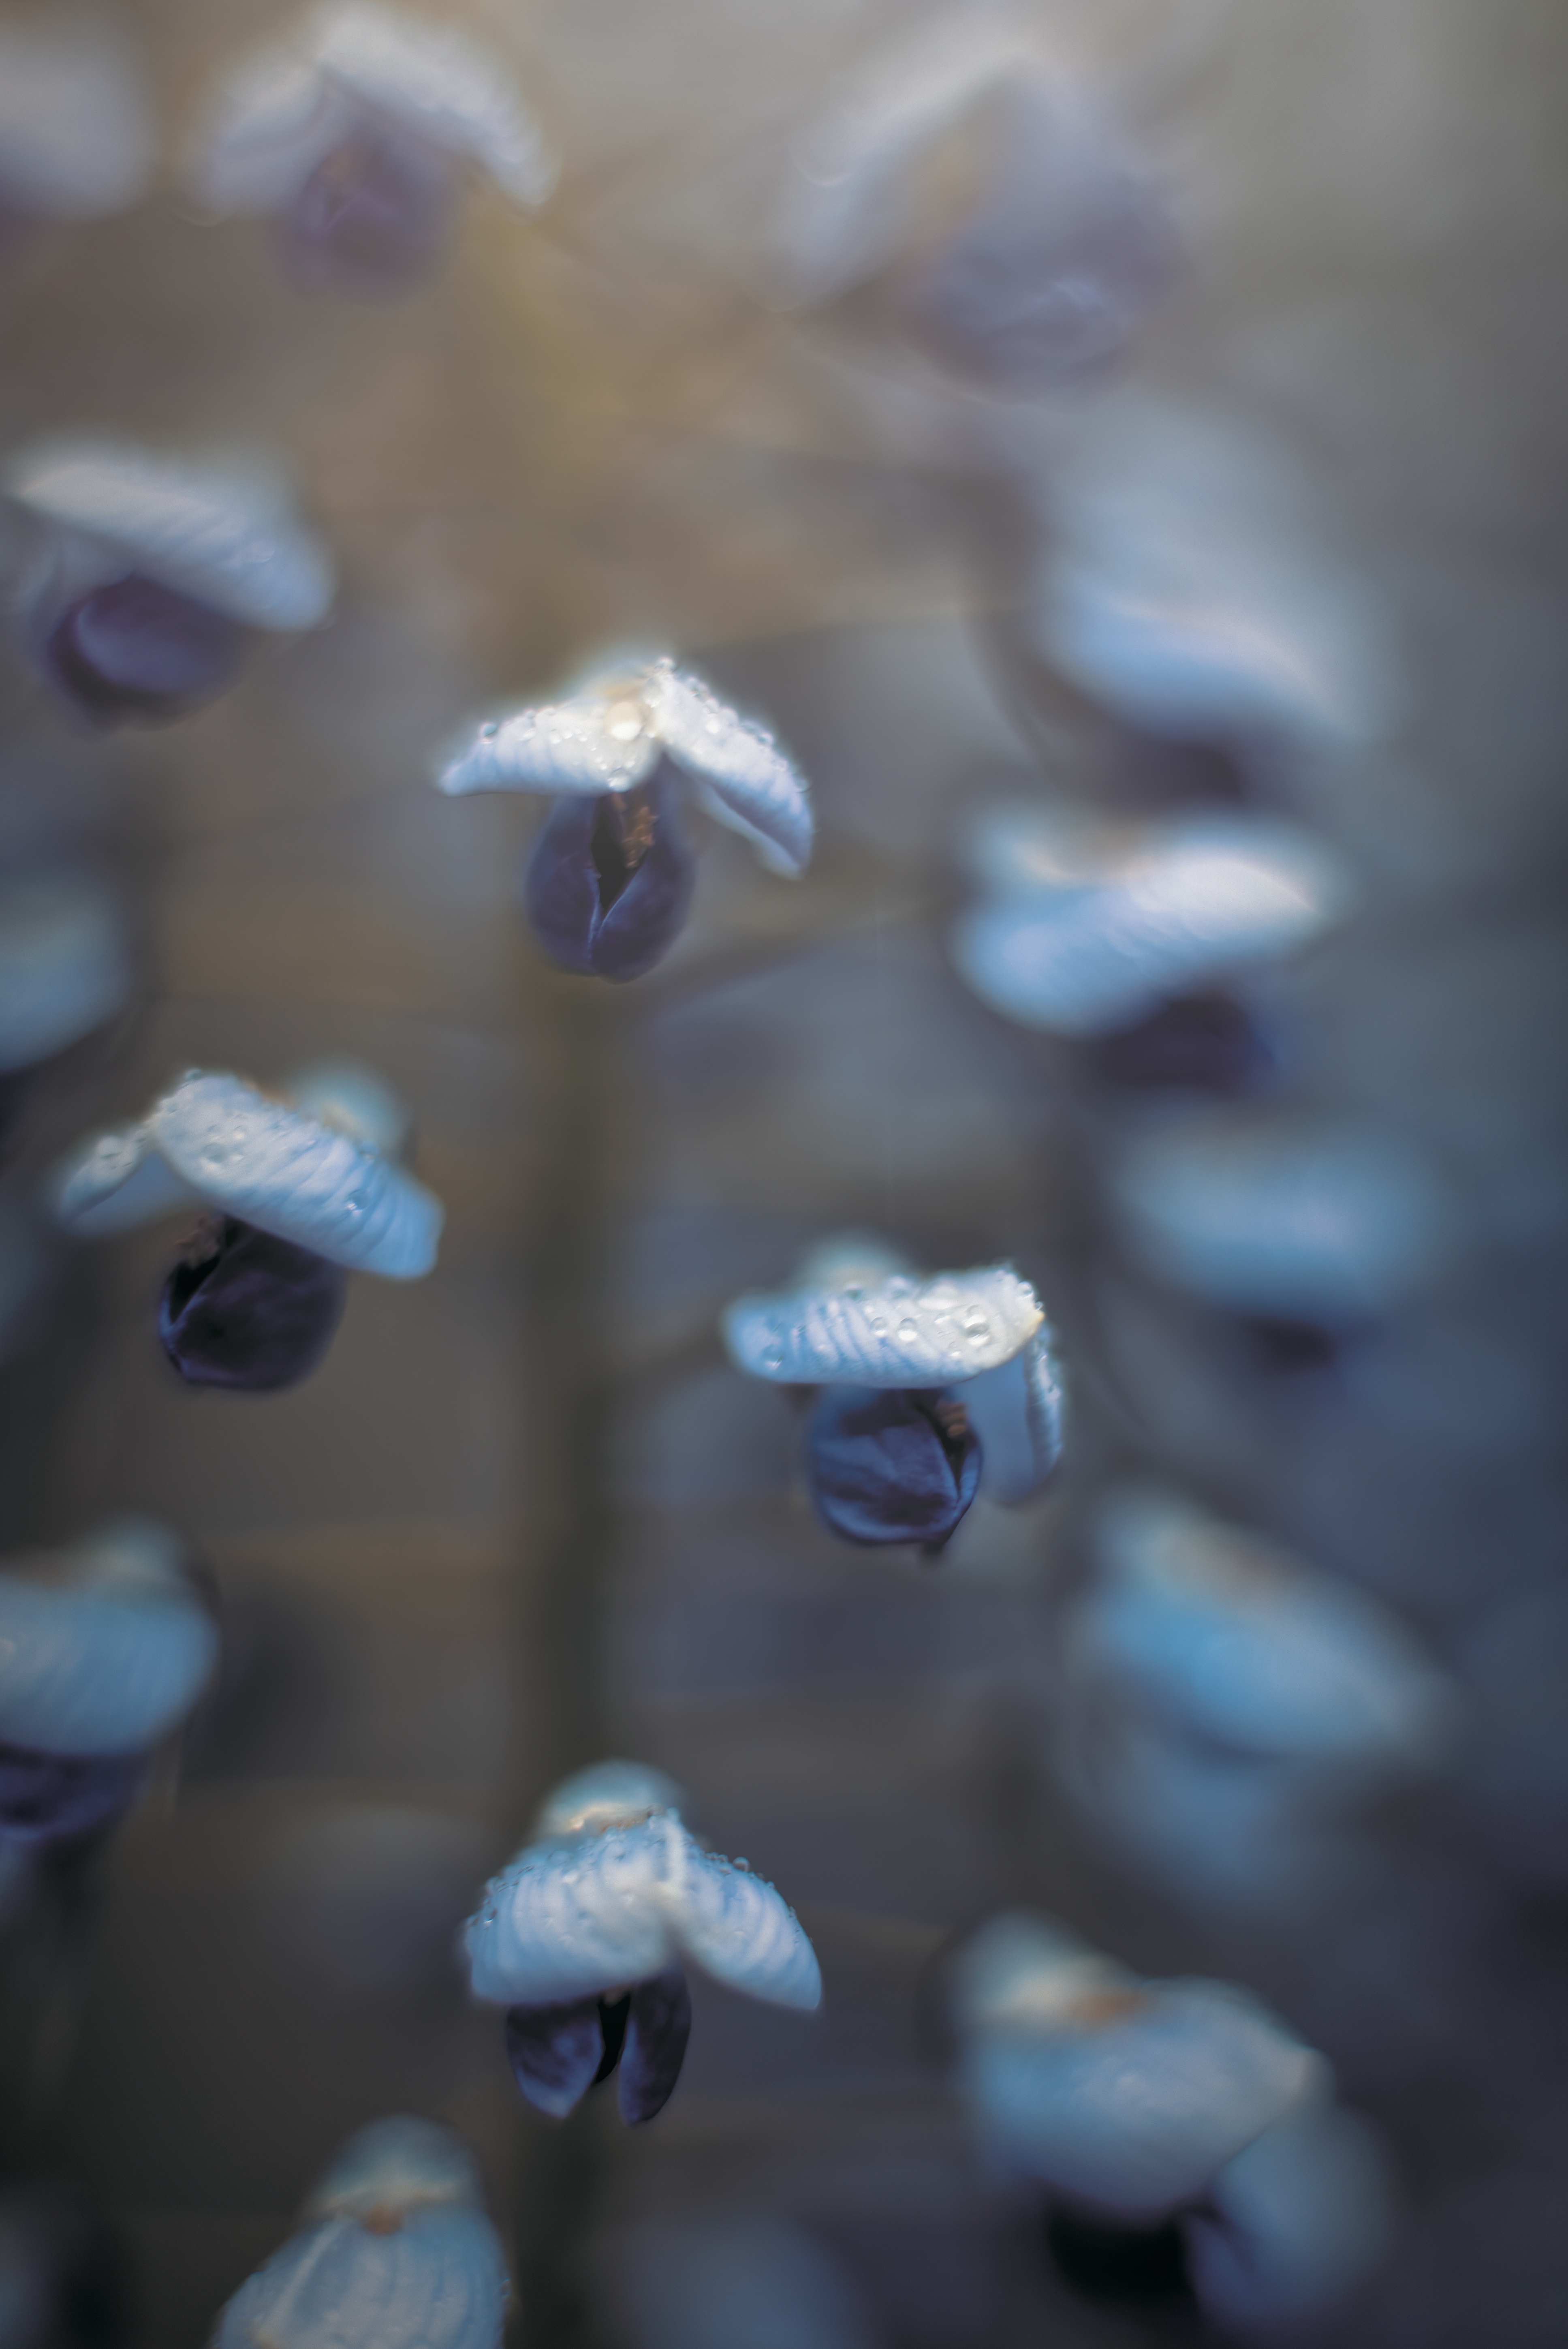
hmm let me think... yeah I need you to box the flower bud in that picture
[39,572,247,728]
[806,1384,982,1549]
[159,1216,348,1393]
[522,769,696,983]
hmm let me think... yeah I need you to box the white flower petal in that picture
[532,1758,685,1839]
[1186,2103,1397,2326]
[0,1548,217,1756]
[186,47,357,216]
[669,1841,821,2011]
[646,664,814,877]
[959,1329,1065,1503]
[0,876,130,1076]
[464,1814,680,2005]
[436,694,658,798]
[214,2202,508,2349]
[152,1072,442,1277]
[953,815,1350,1036]
[724,1262,1044,1387]
[3,439,335,631]
[966,1979,1326,2217]
[51,1121,205,1239]
[1083,1491,1460,1770]
[1111,1114,1457,1317]
[306,2118,483,2222]
[0,19,154,218]
[312,4,556,207]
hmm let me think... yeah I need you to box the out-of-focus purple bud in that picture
[3,439,335,730]
[953,802,1350,1049]
[522,764,697,983]
[0,1519,216,1852]
[0,874,129,1079]
[188,3,556,302]
[1186,2100,1397,2329]
[0,17,154,242]
[807,1383,982,1549]
[158,1214,348,1393]
[1029,397,1400,766]
[212,2115,510,2349]
[1109,1111,1457,1324]
[466,1761,818,2126]
[439,654,813,878]
[902,79,1176,392]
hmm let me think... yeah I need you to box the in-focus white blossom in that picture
[213,2116,509,2349]
[1030,398,1399,755]
[438,654,814,879]
[3,438,335,635]
[0,1517,216,1758]
[187,2,556,220]
[952,804,1351,1037]
[615,2216,872,2349]
[0,874,130,1076]
[955,1913,1324,2217]
[51,1069,442,1278]
[464,1759,820,2013]
[0,16,153,223]
[1186,2099,1397,2328]
[1109,1111,1456,1317]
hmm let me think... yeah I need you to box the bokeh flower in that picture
[0,16,153,259]
[0,1518,217,1851]
[187,2,556,299]
[51,1065,441,1391]
[212,2115,510,2349]
[463,1760,820,2126]
[3,438,335,729]
[438,653,813,981]
[724,1235,1064,1546]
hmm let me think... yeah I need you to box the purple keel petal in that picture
[158,1218,348,1393]
[41,574,247,727]
[807,1386,983,1548]
[283,130,459,300]
[505,1995,606,2119]
[522,766,695,983]
[617,1965,692,2126]
[0,1740,142,1848]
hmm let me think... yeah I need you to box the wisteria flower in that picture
[0,1518,217,1851]
[953,1914,1395,2324]
[0,871,129,1086]
[1109,1110,1457,1328]
[463,1760,821,2127]
[212,2115,510,2349]
[1055,1489,1461,1911]
[0,16,153,260]
[437,654,814,982]
[51,1066,441,1392]
[186,2,556,300]
[723,1235,1064,1547]
[3,436,335,730]
[1028,397,1399,771]
[952,802,1351,1093]
[769,24,1173,394]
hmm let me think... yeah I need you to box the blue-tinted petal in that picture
[0,1742,141,1848]
[807,1384,982,1547]
[504,1996,605,2119]
[464,1814,679,2005]
[0,1526,216,1756]
[1185,2102,1397,2326]
[959,1331,1064,1505]
[669,1843,821,2011]
[159,1217,348,1393]
[724,1261,1045,1386]
[618,1965,692,2125]
[438,689,658,797]
[532,1759,685,1838]
[645,663,813,877]
[213,2204,508,2349]
[41,573,248,728]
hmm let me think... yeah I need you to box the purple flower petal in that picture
[617,1965,692,2126]
[806,1385,983,1548]
[41,573,247,727]
[158,1217,347,1392]
[283,128,459,299]
[522,766,696,983]
[0,1739,141,1847]
[505,1994,606,2119]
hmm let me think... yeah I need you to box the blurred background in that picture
[1,0,1567,2342]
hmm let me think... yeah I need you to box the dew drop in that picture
[480,720,499,739]
[897,1318,920,1344]
[761,1345,785,1371]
